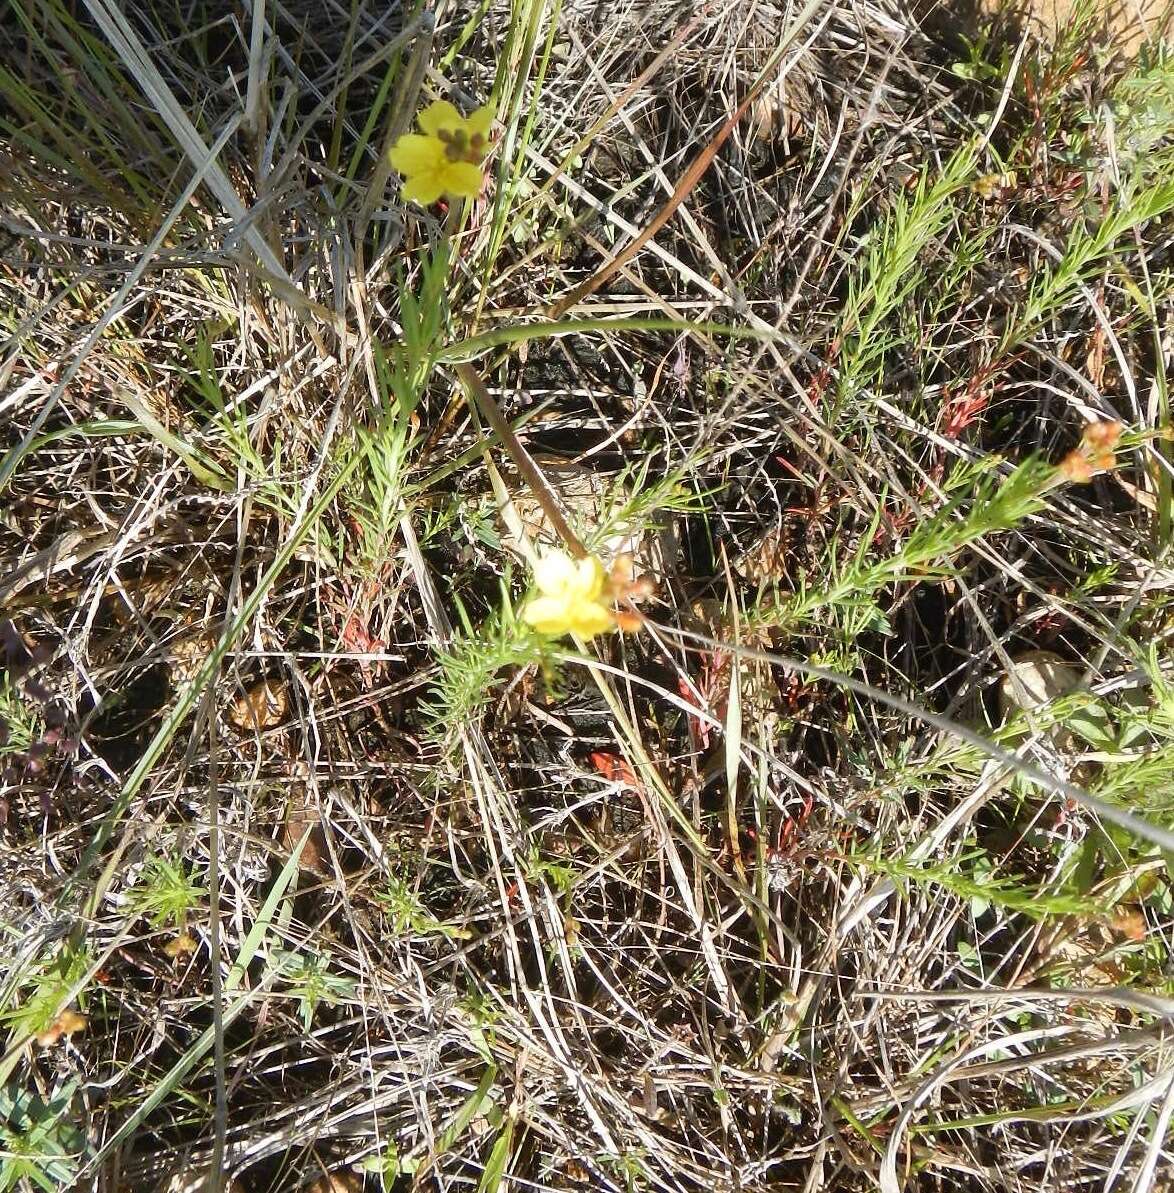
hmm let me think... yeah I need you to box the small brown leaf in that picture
[1000,651,1081,717]
[227,678,289,732]
[283,793,328,876]
[563,1158,591,1183]
[169,628,218,691]
[589,751,641,792]
[563,915,579,948]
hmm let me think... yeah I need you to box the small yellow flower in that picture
[388,100,493,205]
[523,550,616,640]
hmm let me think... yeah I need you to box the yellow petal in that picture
[438,159,484,198]
[569,603,615,639]
[466,105,494,139]
[523,595,573,635]
[574,556,606,600]
[388,133,444,176]
[418,99,463,137]
[533,551,579,597]
[402,172,446,205]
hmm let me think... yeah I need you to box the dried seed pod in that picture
[35,1008,88,1047]
[282,784,328,875]
[162,933,198,959]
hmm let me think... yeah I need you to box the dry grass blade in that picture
[548,0,828,317]
[0,116,240,495]
[82,0,330,325]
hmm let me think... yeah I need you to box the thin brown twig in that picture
[454,360,588,558]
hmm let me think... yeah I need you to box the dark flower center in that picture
[437,126,487,163]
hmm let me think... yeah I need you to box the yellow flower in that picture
[388,100,493,205]
[523,551,616,640]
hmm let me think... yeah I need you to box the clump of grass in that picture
[422,590,545,745]
[0,679,40,760]
[268,949,356,1032]
[126,852,205,932]
[0,943,91,1043]
[753,456,1057,641]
